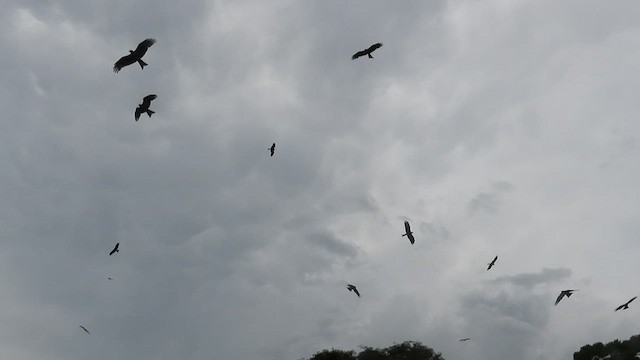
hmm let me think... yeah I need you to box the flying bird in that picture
[113,38,156,73]
[459,338,471,342]
[269,143,275,157]
[487,255,498,270]
[135,94,157,121]
[555,290,578,305]
[352,43,383,60]
[615,296,637,311]
[402,221,415,244]
[109,243,119,256]
[79,325,90,335]
[347,284,360,297]
[107,277,113,280]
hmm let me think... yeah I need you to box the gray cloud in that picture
[490,268,573,287]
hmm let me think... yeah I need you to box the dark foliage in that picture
[574,334,640,360]
[304,341,444,360]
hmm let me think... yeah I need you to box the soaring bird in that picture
[113,38,156,73]
[107,277,113,280]
[615,296,637,311]
[459,338,471,342]
[269,143,275,157]
[79,325,90,335]
[555,290,578,305]
[347,284,360,297]
[352,43,383,60]
[487,256,498,270]
[109,243,119,256]
[135,94,157,121]
[402,221,415,244]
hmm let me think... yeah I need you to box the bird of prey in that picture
[487,256,498,270]
[109,243,119,256]
[347,284,360,297]
[555,290,578,306]
[113,38,156,73]
[352,43,383,60]
[135,94,157,121]
[79,325,90,335]
[268,143,275,157]
[615,296,637,311]
[459,338,471,342]
[402,221,415,244]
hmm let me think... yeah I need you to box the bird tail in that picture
[138,59,148,69]
[146,110,155,117]
[368,54,373,58]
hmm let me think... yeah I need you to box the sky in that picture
[1,1,640,359]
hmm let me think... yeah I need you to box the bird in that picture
[459,338,471,342]
[113,38,156,73]
[615,296,637,311]
[402,220,415,244]
[79,325,90,335]
[487,256,498,270]
[109,243,119,256]
[555,290,578,305]
[135,94,157,121]
[347,284,360,297]
[268,143,275,157]
[107,277,113,280]
[352,43,383,60]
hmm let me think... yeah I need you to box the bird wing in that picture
[79,326,90,334]
[352,50,367,60]
[555,292,565,305]
[134,106,143,120]
[404,221,411,233]
[408,233,415,244]
[353,288,360,297]
[113,54,135,73]
[367,43,383,52]
[615,304,625,311]
[109,243,119,255]
[143,94,157,104]
[135,38,156,53]
[493,256,498,263]
[628,296,638,305]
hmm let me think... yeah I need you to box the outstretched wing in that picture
[352,50,367,60]
[404,221,411,233]
[353,287,360,297]
[135,38,156,53]
[367,43,383,52]
[143,94,157,105]
[113,54,135,73]
[629,296,638,305]
[135,106,143,121]
[555,292,565,306]
[79,325,90,334]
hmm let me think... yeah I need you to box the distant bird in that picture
[113,38,156,73]
[487,256,498,270]
[615,296,637,311]
[107,277,113,280]
[352,43,383,60]
[135,94,157,121]
[402,221,415,244]
[555,290,578,306]
[109,243,119,256]
[459,338,471,342]
[347,284,360,297]
[268,143,275,157]
[79,325,90,335]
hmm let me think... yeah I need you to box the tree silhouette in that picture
[304,341,444,360]
[574,334,640,360]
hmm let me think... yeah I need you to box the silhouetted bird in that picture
[402,221,415,244]
[109,243,119,256]
[615,296,637,311]
[459,338,471,342]
[352,43,383,60]
[347,284,360,297]
[107,277,113,280]
[113,38,156,73]
[135,95,157,121]
[555,290,578,305]
[79,325,90,335]
[487,256,498,270]
[269,143,275,157]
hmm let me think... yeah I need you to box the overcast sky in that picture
[1,1,640,359]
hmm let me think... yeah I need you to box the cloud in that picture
[490,268,573,287]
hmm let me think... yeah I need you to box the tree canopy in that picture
[303,341,444,360]
[574,334,640,360]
